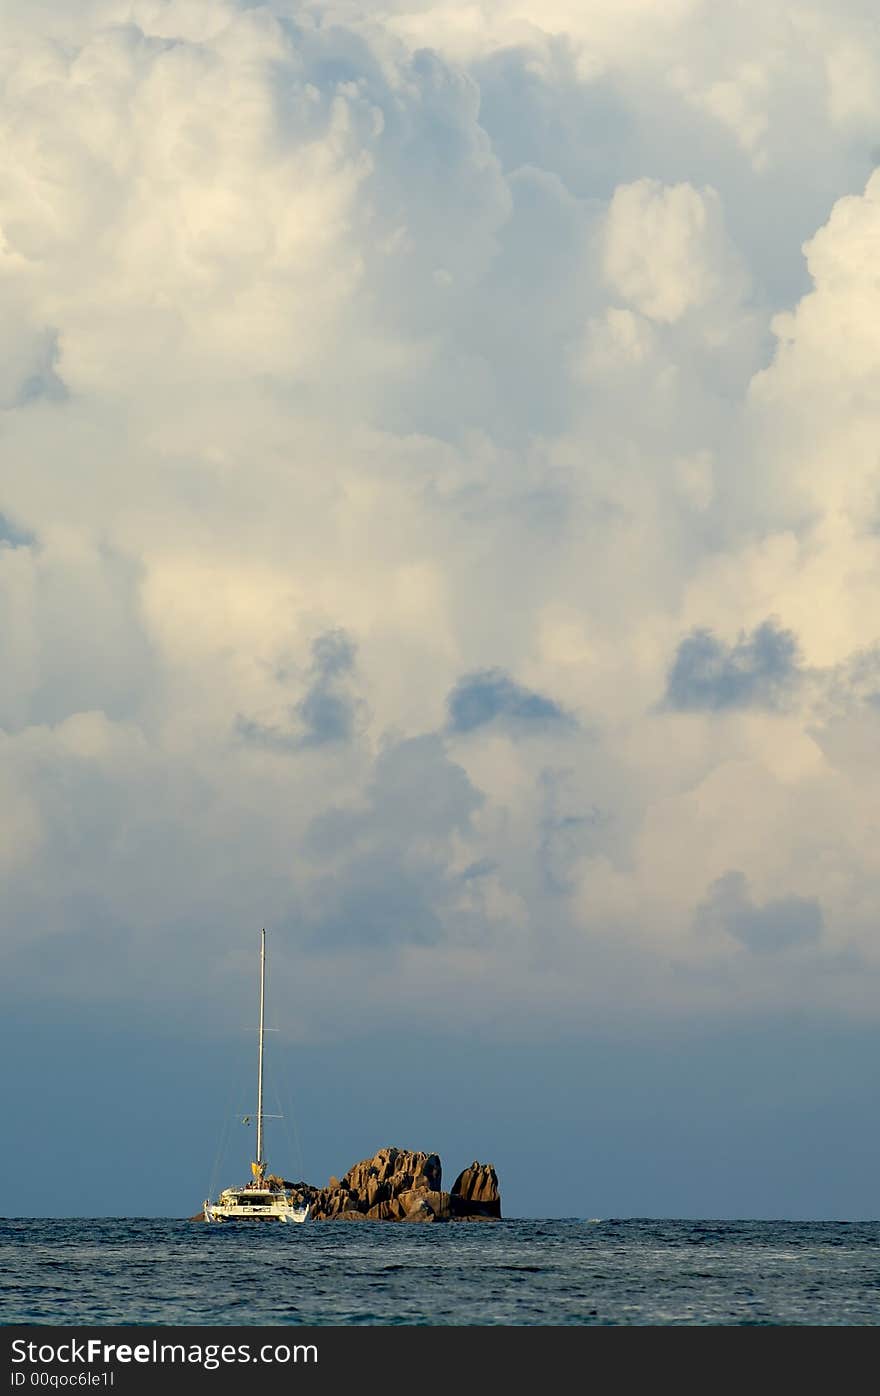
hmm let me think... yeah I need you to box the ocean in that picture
[1,1217,879,1326]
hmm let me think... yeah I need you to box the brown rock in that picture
[365,1177,388,1208]
[339,1148,442,1208]
[450,1161,501,1219]
[365,1200,399,1221]
[376,1149,399,1183]
[397,1189,451,1219]
[401,1196,436,1222]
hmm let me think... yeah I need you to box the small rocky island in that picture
[298,1147,501,1222]
[194,1147,501,1222]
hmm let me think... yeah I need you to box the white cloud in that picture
[4,0,880,1033]
[603,178,746,324]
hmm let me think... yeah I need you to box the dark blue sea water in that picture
[2,1218,879,1326]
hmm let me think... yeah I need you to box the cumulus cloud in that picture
[603,179,746,324]
[298,733,484,947]
[237,629,364,750]
[447,668,572,733]
[664,619,802,712]
[3,0,880,1034]
[695,870,824,955]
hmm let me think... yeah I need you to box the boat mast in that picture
[256,927,266,1173]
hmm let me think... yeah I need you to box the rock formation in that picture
[286,1147,500,1222]
[449,1161,502,1219]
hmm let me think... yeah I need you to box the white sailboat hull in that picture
[204,1192,309,1224]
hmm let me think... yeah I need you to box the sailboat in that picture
[203,929,309,1224]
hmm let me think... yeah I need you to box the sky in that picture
[2,0,880,1219]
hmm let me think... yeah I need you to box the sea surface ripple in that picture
[2,1218,879,1326]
